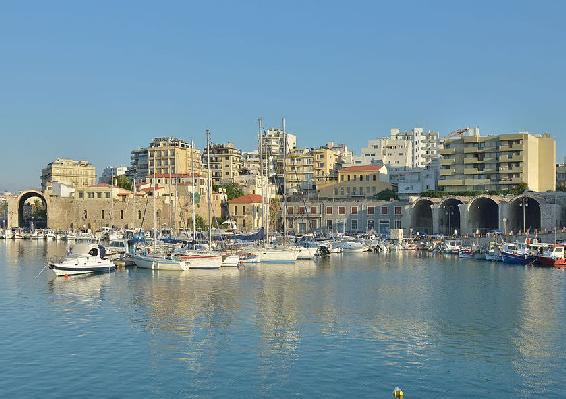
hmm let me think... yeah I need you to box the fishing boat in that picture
[484,241,502,262]
[338,241,368,253]
[501,243,534,265]
[48,244,116,276]
[258,248,298,264]
[221,254,240,267]
[458,246,474,258]
[443,240,462,254]
[537,245,566,268]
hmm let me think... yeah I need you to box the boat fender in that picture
[392,387,404,398]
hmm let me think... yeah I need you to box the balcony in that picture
[440,148,456,155]
[499,144,523,152]
[438,179,465,186]
[440,158,455,166]
[440,169,456,176]
[499,177,524,185]
[465,178,491,186]
[464,168,480,175]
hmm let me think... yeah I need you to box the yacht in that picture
[132,253,190,271]
[49,244,116,276]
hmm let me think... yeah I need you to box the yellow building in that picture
[285,148,314,193]
[41,158,97,191]
[202,143,242,185]
[147,137,201,179]
[316,165,391,198]
[228,194,263,232]
[439,132,556,192]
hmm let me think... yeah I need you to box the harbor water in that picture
[1,241,566,398]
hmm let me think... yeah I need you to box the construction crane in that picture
[447,127,470,138]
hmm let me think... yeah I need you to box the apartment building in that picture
[41,158,97,191]
[316,165,391,199]
[285,148,314,193]
[99,166,128,184]
[556,162,566,191]
[241,151,261,175]
[127,148,149,181]
[259,128,297,181]
[388,159,440,197]
[438,131,556,192]
[147,137,201,177]
[202,143,242,185]
[357,128,441,168]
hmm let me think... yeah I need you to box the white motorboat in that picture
[222,254,240,267]
[178,253,223,269]
[338,241,368,253]
[105,239,129,260]
[258,248,298,264]
[296,246,318,260]
[48,244,116,276]
[131,253,190,271]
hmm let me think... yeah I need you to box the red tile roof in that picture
[229,194,263,204]
[340,165,383,173]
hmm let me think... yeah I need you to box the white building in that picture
[387,158,440,197]
[99,166,128,184]
[356,128,442,168]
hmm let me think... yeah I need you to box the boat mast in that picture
[258,117,265,243]
[152,149,157,253]
[191,140,196,243]
[282,117,288,242]
[206,129,213,249]
[168,138,173,233]
[110,168,114,229]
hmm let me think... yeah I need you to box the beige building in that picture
[147,137,202,179]
[202,143,242,185]
[557,163,566,191]
[41,158,97,191]
[285,148,314,193]
[439,131,556,192]
[228,194,263,232]
[316,165,391,199]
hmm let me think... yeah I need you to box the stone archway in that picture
[17,190,47,229]
[468,196,499,234]
[507,196,541,233]
[439,198,462,235]
[411,199,433,235]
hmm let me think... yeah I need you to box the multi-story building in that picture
[99,166,128,184]
[128,148,149,181]
[312,142,354,184]
[147,137,201,178]
[234,174,278,197]
[285,148,314,194]
[259,128,297,184]
[316,165,391,199]
[557,162,566,191]
[41,158,97,191]
[241,151,261,175]
[356,127,441,168]
[388,158,440,197]
[202,143,242,185]
[285,198,405,235]
[228,194,264,232]
[438,130,556,192]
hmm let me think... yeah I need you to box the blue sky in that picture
[1,0,565,190]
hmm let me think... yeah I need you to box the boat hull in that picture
[132,255,189,271]
[501,252,533,265]
[49,263,115,276]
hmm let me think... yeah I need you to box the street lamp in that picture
[519,197,528,234]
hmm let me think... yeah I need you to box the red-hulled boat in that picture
[537,245,566,268]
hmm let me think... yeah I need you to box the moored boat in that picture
[48,244,116,276]
[537,245,566,268]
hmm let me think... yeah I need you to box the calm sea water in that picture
[1,241,566,398]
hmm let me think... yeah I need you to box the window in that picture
[394,206,402,215]
[368,219,375,230]
[97,192,102,199]
[234,205,238,215]
[347,175,351,181]
[351,219,358,230]
[101,210,105,219]
[120,210,124,220]
[379,220,390,234]
[381,206,388,215]
[338,206,346,215]
[326,206,333,215]
[88,192,94,199]
[359,175,363,181]
[243,206,246,215]
[287,207,294,215]
[351,206,358,215]
[326,220,333,230]
[373,175,376,181]
[243,219,246,228]
[311,206,317,215]
[105,192,110,199]
[138,210,142,220]
[78,191,84,199]
[394,220,402,229]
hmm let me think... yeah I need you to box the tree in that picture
[218,182,244,200]
[194,215,207,231]
[374,189,398,201]
[269,198,282,232]
[115,175,133,191]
